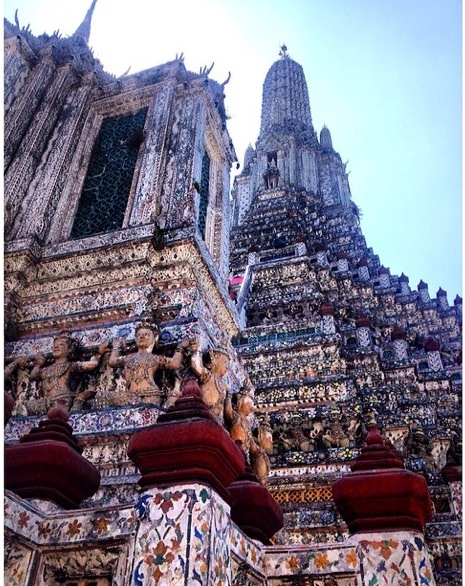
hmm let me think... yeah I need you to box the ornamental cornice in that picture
[33,240,150,281]
[43,224,154,257]
[146,240,239,336]
[20,306,134,336]
[4,248,40,273]
[24,266,150,297]
[91,78,176,112]
[7,236,239,338]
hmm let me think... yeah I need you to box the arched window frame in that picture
[47,89,155,244]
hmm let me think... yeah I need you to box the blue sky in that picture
[4,0,462,298]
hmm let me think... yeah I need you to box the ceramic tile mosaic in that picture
[5,405,163,442]
[264,542,358,577]
[4,490,440,586]
[5,492,138,584]
[132,484,233,586]
[5,492,136,545]
[230,524,266,577]
[356,532,436,586]
[449,481,462,517]
[4,535,35,586]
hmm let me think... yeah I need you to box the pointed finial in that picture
[119,66,131,77]
[279,44,288,58]
[221,71,231,88]
[73,0,98,43]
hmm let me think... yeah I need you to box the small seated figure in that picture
[309,417,326,450]
[189,339,230,423]
[346,414,368,447]
[287,301,305,321]
[109,323,188,407]
[322,418,350,449]
[276,424,298,452]
[29,332,107,414]
[272,425,288,453]
[292,427,312,452]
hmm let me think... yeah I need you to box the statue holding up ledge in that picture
[224,392,272,486]
[28,331,108,414]
[109,323,189,406]
[189,338,230,423]
[250,414,273,485]
[225,392,256,454]
[4,355,31,420]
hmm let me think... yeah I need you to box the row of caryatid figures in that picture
[270,414,369,454]
[4,324,273,485]
[267,414,446,467]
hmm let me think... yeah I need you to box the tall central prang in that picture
[229,46,462,583]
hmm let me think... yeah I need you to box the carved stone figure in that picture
[224,393,271,486]
[275,425,298,452]
[4,356,29,422]
[225,392,255,450]
[263,159,280,189]
[322,418,350,449]
[28,332,107,414]
[189,338,230,423]
[309,417,326,450]
[445,432,462,466]
[109,323,188,406]
[404,421,434,466]
[292,427,312,451]
[250,416,273,485]
[346,414,368,447]
[4,356,29,382]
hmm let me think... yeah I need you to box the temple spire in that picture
[73,0,98,43]
[259,50,313,137]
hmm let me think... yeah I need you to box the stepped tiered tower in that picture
[4,5,461,586]
[230,46,462,582]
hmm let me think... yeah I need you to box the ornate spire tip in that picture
[279,44,288,58]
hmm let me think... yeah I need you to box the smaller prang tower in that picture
[230,46,462,585]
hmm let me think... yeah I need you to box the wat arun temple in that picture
[4,2,462,585]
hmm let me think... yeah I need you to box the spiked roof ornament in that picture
[73,0,97,43]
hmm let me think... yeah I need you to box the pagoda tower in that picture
[3,3,461,583]
[230,48,462,585]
